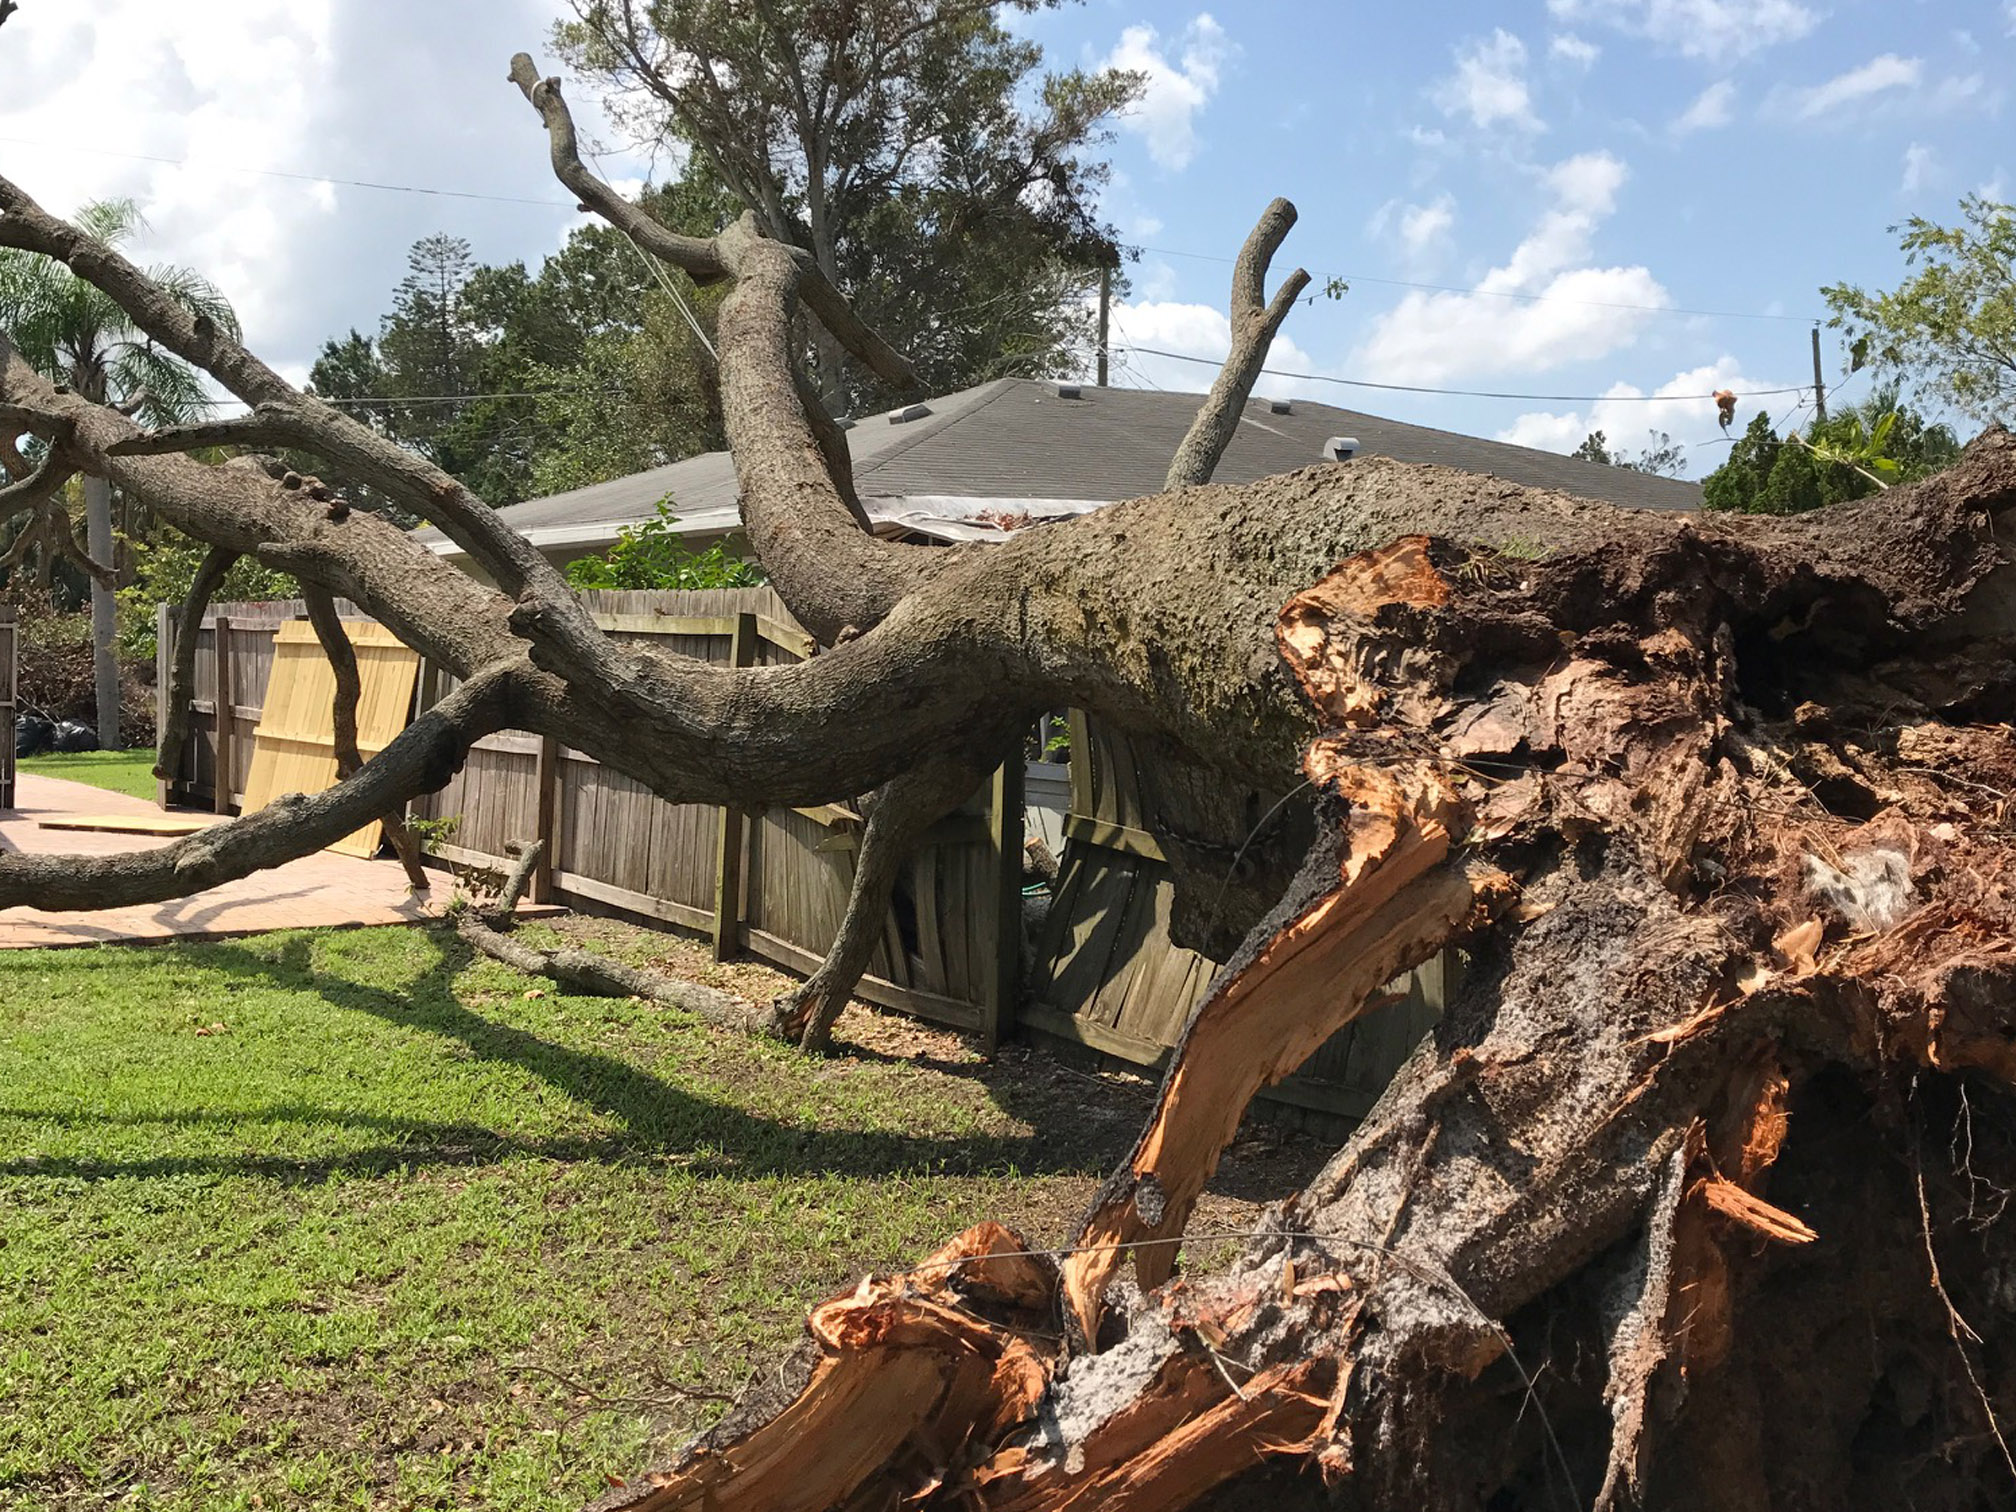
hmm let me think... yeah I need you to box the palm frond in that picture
[147,263,242,341]
[108,341,216,426]
[73,197,145,248]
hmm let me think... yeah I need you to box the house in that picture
[412,377,1703,570]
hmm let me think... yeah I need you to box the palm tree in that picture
[0,198,238,747]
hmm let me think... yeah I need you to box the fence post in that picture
[532,733,560,904]
[211,615,234,814]
[979,757,1025,1052]
[712,611,759,962]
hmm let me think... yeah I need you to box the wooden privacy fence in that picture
[159,589,1024,1047]
[1027,712,1444,1124]
[159,589,1438,1122]
[0,604,15,810]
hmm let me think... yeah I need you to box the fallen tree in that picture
[592,453,2016,1510]
[0,42,2012,1510]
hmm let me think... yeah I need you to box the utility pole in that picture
[1811,325,1827,423]
[1096,264,1111,388]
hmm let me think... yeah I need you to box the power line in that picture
[0,134,575,210]
[1123,343,1808,404]
[2,131,1824,330]
[1135,243,1823,326]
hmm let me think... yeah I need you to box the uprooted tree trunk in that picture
[584,448,2016,1511]
[3,47,2016,1510]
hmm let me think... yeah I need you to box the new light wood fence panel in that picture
[239,619,419,857]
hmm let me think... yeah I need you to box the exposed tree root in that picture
[585,445,2016,1511]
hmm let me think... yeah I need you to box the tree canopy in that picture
[1702,387,1960,515]
[1571,427,1687,477]
[308,181,733,507]
[1823,194,2016,426]
[553,0,1141,410]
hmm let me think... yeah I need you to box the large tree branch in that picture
[152,543,240,783]
[0,669,511,911]
[509,50,936,641]
[0,441,73,516]
[105,407,299,457]
[769,754,999,1051]
[507,53,919,398]
[300,587,431,891]
[1165,198,1311,490]
[0,177,613,672]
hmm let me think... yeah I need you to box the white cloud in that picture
[0,2,657,385]
[1550,33,1600,67]
[1791,55,1923,119]
[1432,30,1543,133]
[1101,14,1233,171]
[1352,150,1668,385]
[1497,359,1796,465]
[1399,196,1457,255]
[0,2,340,352]
[1104,300,1333,401]
[1546,0,1816,64]
[1368,194,1457,262]
[1902,142,1935,194]
[1672,80,1736,135]
[1132,257,1180,303]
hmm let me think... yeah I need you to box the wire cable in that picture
[1122,344,1809,404]
[1135,242,1824,325]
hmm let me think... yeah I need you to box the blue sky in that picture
[1013,0,2013,465]
[2,1,2009,474]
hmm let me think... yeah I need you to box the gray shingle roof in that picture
[415,376,1700,555]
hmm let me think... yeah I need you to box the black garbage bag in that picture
[51,720,99,753]
[13,714,54,757]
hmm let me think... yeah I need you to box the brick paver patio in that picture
[0,773,443,948]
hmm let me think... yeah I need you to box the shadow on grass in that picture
[1,929,1113,1187]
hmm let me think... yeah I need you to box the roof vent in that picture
[834,416,857,431]
[1269,398,1292,415]
[1054,382,1083,399]
[1325,436,1361,462]
[888,402,932,424]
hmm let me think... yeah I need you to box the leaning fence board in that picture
[238,619,419,857]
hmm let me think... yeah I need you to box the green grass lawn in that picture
[15,748,162,803]
[0,921,1229,1512]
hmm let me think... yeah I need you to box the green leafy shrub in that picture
[563,499,765,590]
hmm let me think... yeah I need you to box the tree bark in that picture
[153,544,237,785]
[300,586,430,890]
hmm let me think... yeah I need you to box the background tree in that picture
[311,180,733,505]
[0,197,236,744]
[553,0,1141,412]
[1824,194,2016,425]
[1703,387,1960,514]
[1570,428,1615,465]
[1573,426,1687,476]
